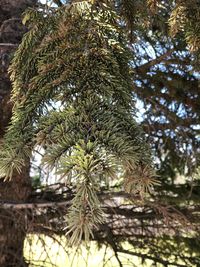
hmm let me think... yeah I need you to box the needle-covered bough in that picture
[0,1,158,244]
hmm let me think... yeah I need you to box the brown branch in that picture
[0,200,70,209]
[135,48,175,72]
[0,191,139,210]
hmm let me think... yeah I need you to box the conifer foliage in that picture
[0,1,155,244]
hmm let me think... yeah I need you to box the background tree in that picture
[0,0,199,266]
[0,1,37,266]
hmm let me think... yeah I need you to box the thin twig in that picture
[0,200,70,209]
[0,43,18,47]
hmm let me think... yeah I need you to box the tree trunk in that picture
[0,1,37,266]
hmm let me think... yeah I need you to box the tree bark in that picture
[0,1,37,266]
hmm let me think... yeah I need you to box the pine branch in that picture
[1,0,155,243]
